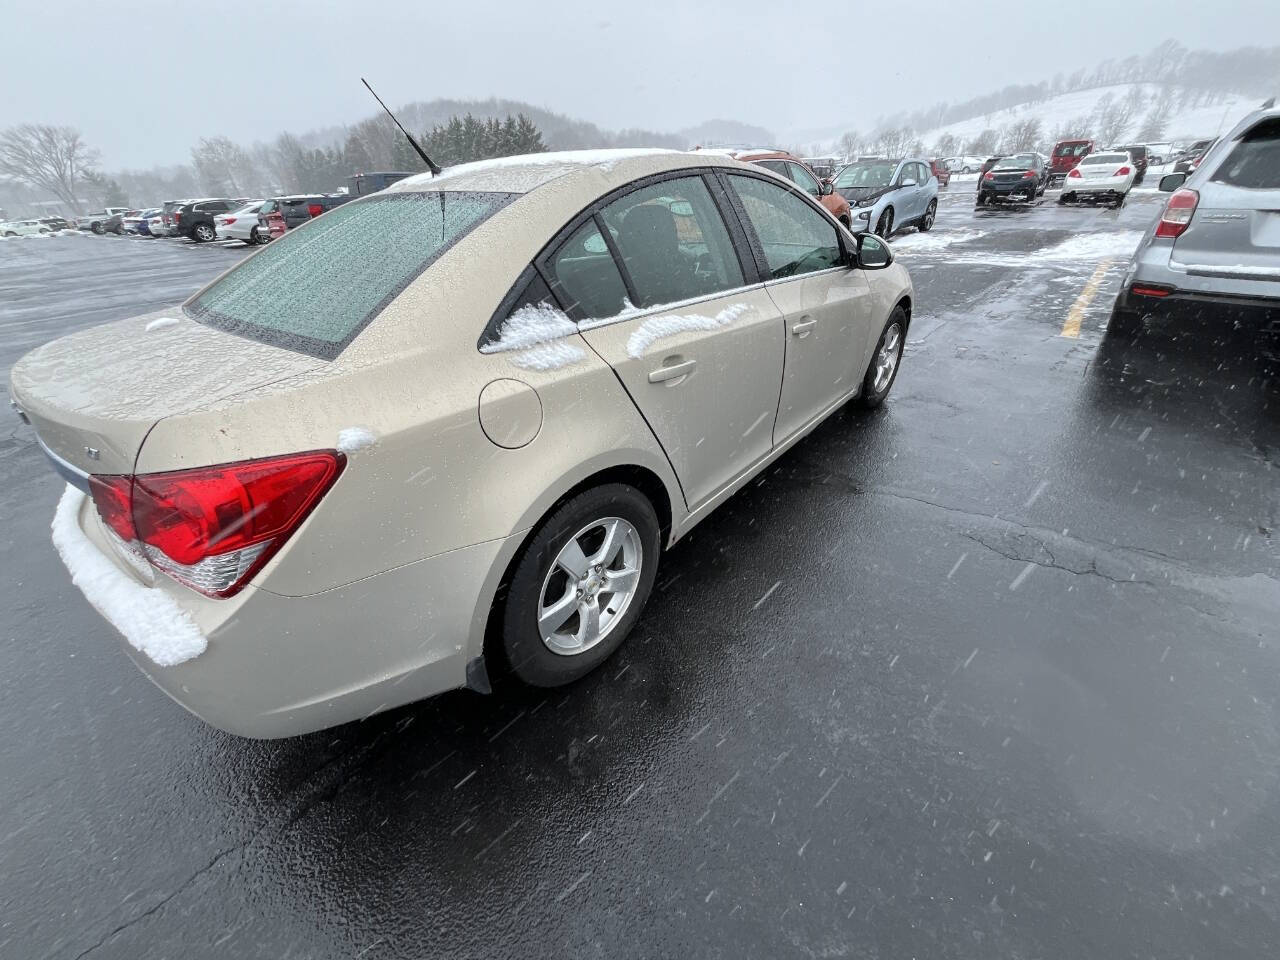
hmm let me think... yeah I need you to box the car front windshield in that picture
[834,162,895,188]
[186,190,517,358]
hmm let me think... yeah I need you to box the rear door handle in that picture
[791,318,817,337]
[648,359,697,383]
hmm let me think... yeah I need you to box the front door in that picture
[548,174,786,510]
[724,173,876,443]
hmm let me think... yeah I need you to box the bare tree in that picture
[933,133,959,158]
[1004,117,1043,151]
[838,130,860,159]
[191,136,256,194]
[967,128,1000,155]
[1136,86,1177,141]
[1093,92,1139,145]
[874,126,914,157]
[0,124,99,213]
[1050,116,1094,144]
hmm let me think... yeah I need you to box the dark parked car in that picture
[1112,144,1149,184]
[258,194,352,239]
[1048,138,1094,185]
[346,171,412,197]
[174,198,249,242]
[976,153,1047,205]
[38,217,72,232]
[1174,138,1218,174]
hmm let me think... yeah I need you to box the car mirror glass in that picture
[856,232,891,269]
[1158,172,1187,192]
[900,179,917,188]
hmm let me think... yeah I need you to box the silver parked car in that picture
[832,157,939,237]
[10,149,914,738]
[1109,103,1279,365]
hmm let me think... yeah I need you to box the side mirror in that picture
[855,231,892,269]
[821,180,834,196]
[899,179,918,188]
[1159,172,1187,192]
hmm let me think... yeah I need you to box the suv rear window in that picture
[185,191,517,359]
[1210,118,1280,189]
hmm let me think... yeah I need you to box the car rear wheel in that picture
[249,226,262,245]
[875,207,894,237]
[192,223,215,243]
[857,307,907,410]
[90,222,104,235]
[500,484,661,688]
[918,200,936,232]
[961,166,971,174]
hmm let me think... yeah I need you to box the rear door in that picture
[569,173,785,509]
[1173,117,1280,287]
[724,172,875,444]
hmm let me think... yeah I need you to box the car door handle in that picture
[648,359,697,383]
[791,318,817,337]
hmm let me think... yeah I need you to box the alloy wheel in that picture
[538,517,643,656]
[872,322,903,394]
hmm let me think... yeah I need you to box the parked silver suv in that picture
[1108,101,1280,366]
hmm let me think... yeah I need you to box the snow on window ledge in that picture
[481,302,586,371]
[51,485,207,668]
[626,303,750,359]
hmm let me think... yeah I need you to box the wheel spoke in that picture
[603,566,639,595]
[593,519,624,567]
[539,585,578,636]
[556,537,590,579]
[575,598,601,647]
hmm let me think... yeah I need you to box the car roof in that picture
[387,149,729,196]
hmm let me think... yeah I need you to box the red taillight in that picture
[307,203,323,218]
[1154,188,1199,239]
[89,451,345,597]
[984,171,994,180]
[223,216,236,225]
[174,212,182,223]
[88,474,135,541]
[1131,284,1172,298]
[1068,168,1082,178]
[1021,170,1036,179]
[1115,166,1131,176]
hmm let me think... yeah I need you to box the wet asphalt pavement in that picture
[2,194,1278,959]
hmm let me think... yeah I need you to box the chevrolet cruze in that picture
[10,149,914,737]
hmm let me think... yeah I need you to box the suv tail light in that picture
[88,451,346,598]
[983,171,995,180]
[1154,188,1199,239]
[1068,168,1082,178]
[174,211,182,224]
[1115,166,1131,176]
[307,203,324,218]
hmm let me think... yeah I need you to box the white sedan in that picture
[1058,152,1138,207]
[2,219,52,237]
[945,155,987,174]
[214,201,265,244]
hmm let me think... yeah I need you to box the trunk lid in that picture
[1172,183,1280,283]
[9,309,324,481]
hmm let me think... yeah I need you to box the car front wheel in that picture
[500,484,661,688]
[919,200,936,232]
[192,223,215,242]
[875,206,894,237]
[857,307,907,409]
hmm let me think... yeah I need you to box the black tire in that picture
[961,165,972,174]
[192,222,216,243]
[500,484,661,688]
[875,206,894,237]
[248,226,262,245]
[976,192,988,207]
[857,307,907,410]
[918,199,937,232]
[90,222,104,235]
[1113,193,1126,209]
[3,231,15,237]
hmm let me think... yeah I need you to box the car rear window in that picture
[1210,118,1280,189]
[185,191,517,359]
[1080,153,1128,165]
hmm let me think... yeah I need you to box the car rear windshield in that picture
[1210,118,1280,189]
[185,190,517,359]
[1080,153,1128,165]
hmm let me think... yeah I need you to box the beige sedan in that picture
[9,149,913,737]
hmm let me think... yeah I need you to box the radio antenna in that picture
[361,78,441,176]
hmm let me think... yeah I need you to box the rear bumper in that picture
[980,181,1038,199]
[1114,285,1280,360]
[55,486,516,738]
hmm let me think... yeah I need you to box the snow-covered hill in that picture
[915,83,1258,151]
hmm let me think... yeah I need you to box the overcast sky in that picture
[3,0,1274,169]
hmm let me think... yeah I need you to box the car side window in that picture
[788,163,822,197]
[894,164,910,186]
[757,160,790,178]
[598,176,745,309]
[728,174,842,280]
[546,220,630,320]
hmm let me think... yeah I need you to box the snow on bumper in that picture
[51,485,207,667]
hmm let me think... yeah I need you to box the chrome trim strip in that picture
[36,435,91,493]
[1170,260,1280,281]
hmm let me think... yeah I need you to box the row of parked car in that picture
[66,172,416,246]
[0,216,74,236]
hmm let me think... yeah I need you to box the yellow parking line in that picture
[1060,259,1116,338]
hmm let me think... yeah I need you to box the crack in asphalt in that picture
[961,530,1156,587]
[64,733,387,960]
